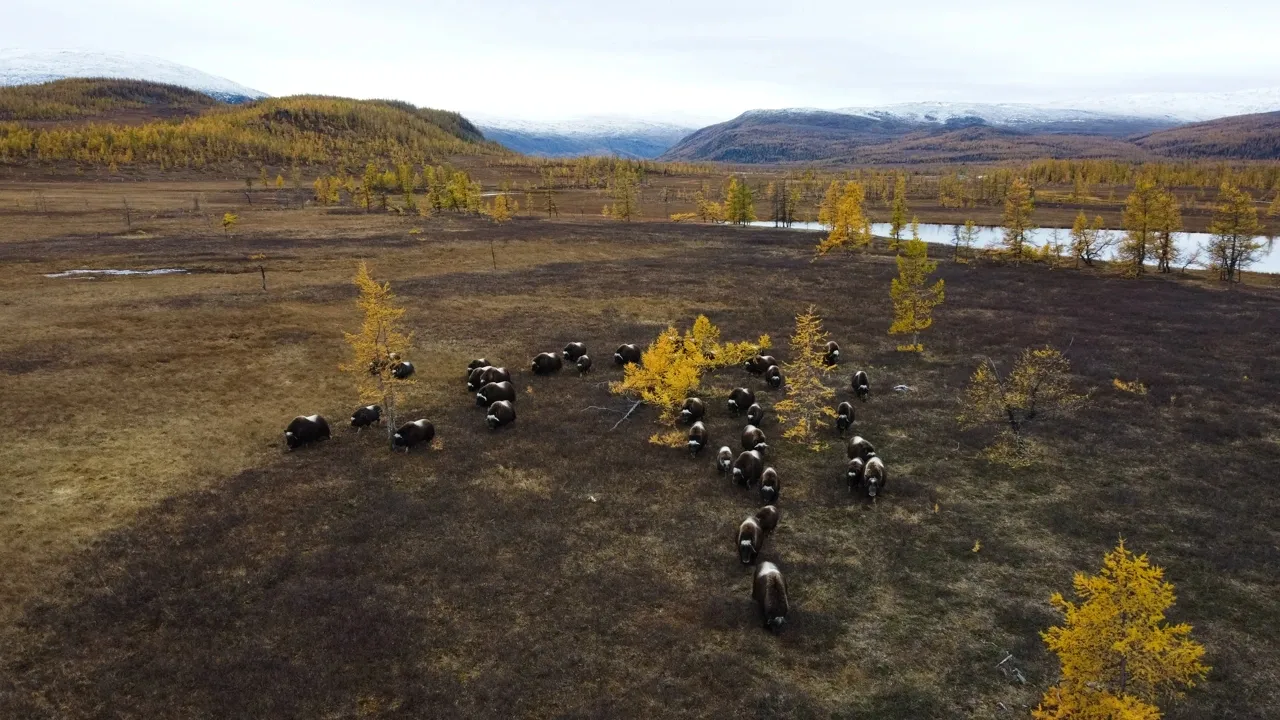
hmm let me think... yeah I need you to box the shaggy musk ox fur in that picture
[562,342,588,362]
[716,446,734,474]
[476,381,516,407]
[847,435,876,461]
[755,505,779,534]
[836,402,854,434]
[392,419,434,452]
[531,353,563,375]
[753,561,789,631]
[764,365,783,389]
[349,405,382,430]
[679,397,705,425]
[737,516,763,565]
[824,341,841,366]
[845,457,866,490]
[853,370,870,401]
[746,403,764,427]
[467,358,490,372]
[759,467,780,504]
[284,415,330,450]
[390,361,415,380]
[468,366,511,392]
[614,344,641,366]
[732,450,764,487]
[744,355,778,375]
[863,456,887,498]
[687,421,708,455]
[727,388,756,416]
[576,355,592,374]
[487,400,516,430]
[741,425,767,453]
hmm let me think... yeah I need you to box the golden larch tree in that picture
[889,174,909,244]
[1035,540,1209,720]
[958,346,1086,465]
[1001,177,1035,263]
[773,306,837,450]
[816,181,872,256]
[604,165,640,221]
[1151,189,1182,274]
[818,180,840,229]
[1120,177,1160,276]
[1205,181,1265,283]
[725,176,757,225]
[340,263,416,449]
[888,222,944,352]
[221,212,238,238]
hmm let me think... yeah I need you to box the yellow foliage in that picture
[1113,378,1148,396]
[339,263,415,446]
[1034,541,1209,720]
[816,181,872,256]
[221,212,238,237]
[888,224,944,349]
[485,192,516,223]
[773,306,837,451]
[972,540,981,553]
[669,212,698,222]
[648,430,687,448]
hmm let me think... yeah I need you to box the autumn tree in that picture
[1001,177,1035,263]
[725,176,757,225]
[1205,181,1265,283]
[958,346,1086,465]
[1269,190,1280,221]
[603,165,640,221]
[888,222,945,351]
[340,263,415,449]
[1035,541,1209,720]
[890,174,909,244]
[815,181,872,256]
[221,212,238,238]
[818,180,840,229]
[952,219,979,261]
[1119,178,1160,276]
[1151,189,1182,273]
[773,306,837,450]
[768,179,797,227]
[1070,211,1113,268]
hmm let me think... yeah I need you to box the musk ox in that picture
[487,400,516,430]
[368,352,400,376]
[745,355,779,375]
[753,561,789,631]
[392,419,434,452]
[467,358,490,372]
[847,435,876,461]
[824,341,841,366]
[562,342,588,362]
[760,467,781,505]
[732,450,764,487]
[716,446,734,474]
[350,405,382,430]
[845,457,865,490]
[853,370,870,401]
[614,344,641,366]
[285,414,330,450]
[688,421,709,456]
[576,355,593,374]
[531,352,563,375]
[764,365,783,389]
[679,397,706,425]
[468,366,511,392]
[742,425,767,453]
[835,401,854,434]
[738,516,764,565]
[476,380,517,407]
[755,505,779,534]
[728,387,756,416]
[391,360,415,380]
[746,403,764,427]
[863,456,887,498]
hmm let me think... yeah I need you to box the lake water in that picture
[748,221,1280,275]
[45,268,188,279]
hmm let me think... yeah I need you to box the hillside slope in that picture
[1134,111,1280,160]
[0,78,223,124]
[0,49,266,103]
[476,118,694,159]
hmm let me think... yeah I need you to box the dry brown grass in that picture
[0,180,1278,718]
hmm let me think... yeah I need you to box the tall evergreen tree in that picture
[1001,178,1035,263]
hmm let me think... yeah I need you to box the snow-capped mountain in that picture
[831,102,1156,126]
[1051,87,1280,123]
[472,115,697,159]
[0,49,267,103]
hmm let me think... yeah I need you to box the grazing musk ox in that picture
[760,467,780,505]
[753,561,789,631]
[738,515,764,564]
[746,403,764,427]
[390,360,415,380]
[755,505,780,534]
[863,456,887,498]
[688,421,709,456]
[614,344,642,366]
[732,450,764,487]
[468,366,511,392]
[467,358,490,372]
[835,401,854,434]
[847,435,876,461]
[476,380,517,407]
[824,341,841,366]
[562,342,588,362]
[350,405,382,430]
[679,397,706,425]
[531,352,563,375]
[285,414,330,450]
[576,355,592,374]
[716,446,734,474]
[846,457,866,490]
[764,365,783,389]
[742,425,767,453]
[487,400,516,430]
[728,388,756,416]
[853,370,870,401]
[392,419,434,452]
[745,355,779,375]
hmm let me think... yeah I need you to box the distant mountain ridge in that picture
[0,49,267,103]
[473,116,697,159]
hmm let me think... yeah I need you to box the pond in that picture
[45,268,188,279]
[748,222,1280,275]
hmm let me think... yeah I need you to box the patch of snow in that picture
[0,49,267,102]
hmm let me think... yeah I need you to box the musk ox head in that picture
[765,616,786,631]
[739,539,757,565]
[754,442,770,456]
[487,414,499,430]
[284,431,297,449]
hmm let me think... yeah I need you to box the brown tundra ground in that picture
[0,179,1278,719]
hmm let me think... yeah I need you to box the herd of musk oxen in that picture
[283,341,881,633]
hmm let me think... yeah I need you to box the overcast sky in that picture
[5,0,1280,124]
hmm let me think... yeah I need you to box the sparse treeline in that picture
[313,162,484,215]
[490,154,715,188]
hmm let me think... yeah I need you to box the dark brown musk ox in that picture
[614,344,642,366]
[852,370,870,401]
[741,425,767,453]
[727,387,756,416]
[576,355,592,374]
[746,403,764,427]
[753,561,789,631]
[732,450,764,487]
[392,419,434,452]
[679,397,706,425]
[531,353,563,375]
[562,342,588,362]
[755,505,779,534]
[468,366,511,392]
[744,354,779,375]
[285,414,330,450]
[716,446,734,474]
[764,365,783,389]
[823,341,841,366]
[835,401,854,434]
[467,358,490,372]
[350,405,382,430]
[845,457,866,491]
[390,360,415,379]
[487,400,517,430]
[862,456,887,498]
[687,421,709,456]
[759,467,780,504]
[476,381,516,407]
[737,515,764,565]
[847,435,876,461]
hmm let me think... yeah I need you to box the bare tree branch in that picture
[610,400,643,431]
